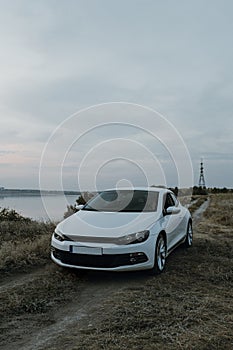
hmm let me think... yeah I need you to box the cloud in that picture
[0,1,233,188]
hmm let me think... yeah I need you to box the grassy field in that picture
[0,209,55,272]
[48,194,232,350]
[0,195,232,350]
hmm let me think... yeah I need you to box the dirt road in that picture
[0,259,149,350]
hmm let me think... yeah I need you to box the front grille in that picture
[52,247,148,268]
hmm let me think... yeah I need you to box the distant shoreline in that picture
[0,189,81,197]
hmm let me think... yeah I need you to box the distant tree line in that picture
[172,186,233,196]
[191,186,208,195]
[207,187,233,194]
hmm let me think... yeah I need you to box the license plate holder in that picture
[71,246,103,255]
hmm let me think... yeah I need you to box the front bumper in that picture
[51,237,155,271]
[52,247,148,268]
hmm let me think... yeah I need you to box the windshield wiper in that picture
[82,207,98,211]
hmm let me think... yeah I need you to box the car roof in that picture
[102,187,170,194]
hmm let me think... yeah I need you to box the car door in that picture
[170,192,187,242]
[162,192,182,251]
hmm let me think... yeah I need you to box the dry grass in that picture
[44,193,233,350]
[0,266,82,316]
[0,195,232,349]
[197,194,233,242]
[178,195,208,215]
[50,240,232,350]
[0,216,55,272]
[0,234,51,271]
[204,194,233,226]
[0,265,86,349]
[188,196,208,214]
[0,218,55,243]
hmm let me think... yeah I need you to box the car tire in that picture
[151,234,166,274]
[184,221,193,248]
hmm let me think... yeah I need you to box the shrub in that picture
[0,208,31,222]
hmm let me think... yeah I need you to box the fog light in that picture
[130,253,141,264]
[129,252,148,265]
[130,252,143,257]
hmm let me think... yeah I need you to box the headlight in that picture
[54,231,72,242]
[118,230,149,245]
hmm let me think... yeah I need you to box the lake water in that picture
[0,195,79,222]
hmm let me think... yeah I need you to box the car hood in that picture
[56,209,161,239]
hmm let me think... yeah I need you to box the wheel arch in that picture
[188,217,193,227]
[158,230,167,249]
[149,230,167,275]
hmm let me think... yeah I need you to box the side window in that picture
[164,193,175,209]
[170,193,178,206]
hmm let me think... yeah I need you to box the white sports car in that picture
[51,187,192,274]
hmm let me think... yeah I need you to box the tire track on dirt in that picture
[1,270,147,350]
[20,274,136,350]
[0,266,49,292]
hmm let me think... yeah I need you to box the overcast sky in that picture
[0,0,232,190]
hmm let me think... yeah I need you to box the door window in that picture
[164,193,175,209]
[170,193,179,206]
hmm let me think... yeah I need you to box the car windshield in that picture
[83,190,159,212]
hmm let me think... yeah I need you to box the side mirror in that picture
[165,206,181,215]
[75,204,84,210]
